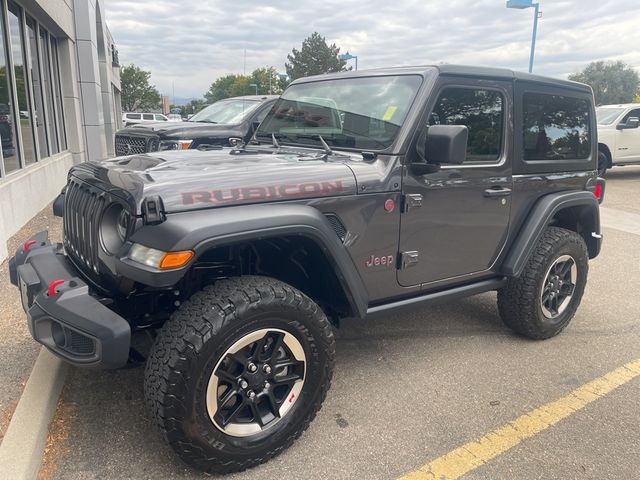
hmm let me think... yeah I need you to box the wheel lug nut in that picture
[239,379,248,389]
[263,364,272,374]
[247,390,256,399]
[264,382,270,389]
[247,363,257,373]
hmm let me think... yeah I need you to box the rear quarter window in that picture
[126,113,141,120]
[522,93,591,161]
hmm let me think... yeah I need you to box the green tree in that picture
[120,64,162,112]
[250,67,284,95]
[568,61,640,105]
[204,67,285,103]
[285,32,349,81]
[204,74,243,103]
[183,99,206,115]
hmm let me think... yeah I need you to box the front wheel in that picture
[144,276,335,473]
[497,227,589,339]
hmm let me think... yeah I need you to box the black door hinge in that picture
[142,196,166,225]
[400,251,419,269]
[403,194,423,213]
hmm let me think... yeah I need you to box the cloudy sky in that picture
[103,0,640,100]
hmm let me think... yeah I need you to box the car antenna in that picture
[318,134,332,155]
[271,133,280,149]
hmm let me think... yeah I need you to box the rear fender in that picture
[501,191,601,277]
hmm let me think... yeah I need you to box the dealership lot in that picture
[19,166,640,479]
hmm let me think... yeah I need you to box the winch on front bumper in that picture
[9,231,131,368]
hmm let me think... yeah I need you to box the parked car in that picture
[596,103,640,175]
[122,112,169,127]
[10,65,604,474]
[114,95,277,156]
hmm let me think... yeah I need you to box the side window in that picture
[621,108,640,124]
[522,93,590,161]
[429,87,504,163]
[155,114,168,121]
[143,113,154,121]
[127,113,141,120]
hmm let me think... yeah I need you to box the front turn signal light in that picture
[159,250,194,269]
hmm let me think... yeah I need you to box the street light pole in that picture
[338,52,358,71]
[506,0,541,73]
[528,2,540,73]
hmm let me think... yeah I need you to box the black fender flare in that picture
[125,204,369,318]
[501,191,601,278]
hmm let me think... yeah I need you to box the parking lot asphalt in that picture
[30,166,640,479]
[0,205,62,445]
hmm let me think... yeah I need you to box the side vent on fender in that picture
[324,214,347,242]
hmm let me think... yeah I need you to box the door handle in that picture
[484,186,512,198]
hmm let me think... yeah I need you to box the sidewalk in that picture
[0,204,62,444]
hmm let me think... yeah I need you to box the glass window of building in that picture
[50,37,66,151]
[7,1,36,166]
[0,6,19,173]
[40,27,58,155]
[26,16,47,158]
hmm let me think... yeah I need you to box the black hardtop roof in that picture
[290,64,592,94]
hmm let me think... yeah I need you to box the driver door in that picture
[398,79,512,287]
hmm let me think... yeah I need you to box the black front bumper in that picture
[9,232,131,368]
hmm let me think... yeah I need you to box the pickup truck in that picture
[596,103,640,175]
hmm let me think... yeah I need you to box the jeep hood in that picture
[71,148,358,214]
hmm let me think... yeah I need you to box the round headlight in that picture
[101,204,131,254]
[116,209,130,242]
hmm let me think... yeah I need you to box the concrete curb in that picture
[0,348,68,480]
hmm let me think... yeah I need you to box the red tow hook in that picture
[22,240,37,253]
[47,279,65,297]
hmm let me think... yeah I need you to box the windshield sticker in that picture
[382,106,397,122]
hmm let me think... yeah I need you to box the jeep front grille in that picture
[63,179,106,274]
[115,133,159,156]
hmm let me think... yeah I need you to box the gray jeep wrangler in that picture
[9,65,605,473]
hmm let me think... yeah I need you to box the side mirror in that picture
[617,116,639,130]
[413,124,468,175]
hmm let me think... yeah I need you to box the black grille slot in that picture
[63,179,106,274]
[325,214,347,242]
[115,134,156,156]
[68,329,96,355]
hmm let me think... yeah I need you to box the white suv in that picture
[122,112,169,126]
[596,103,640,175]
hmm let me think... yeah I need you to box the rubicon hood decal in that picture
[182,181,346,206]
[71,148,358,213]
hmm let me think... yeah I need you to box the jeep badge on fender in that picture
[8,65,603,474]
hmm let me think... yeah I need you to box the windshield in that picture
[596,107,625,125]
[190,99,261,124]
[256,75,423,150]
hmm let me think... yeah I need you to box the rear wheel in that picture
[598,149,610,176]
[144,276,335,473]
[497,227,588,339]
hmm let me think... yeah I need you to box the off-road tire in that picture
[497,227,588,339]
[598,149,609,177]
[144,276,335,474]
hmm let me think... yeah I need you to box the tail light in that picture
[592,178,605,204]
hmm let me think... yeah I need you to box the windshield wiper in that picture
[271,133,280,149]
[317,134,332,155]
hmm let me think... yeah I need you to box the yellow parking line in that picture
[399,358,640,480]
